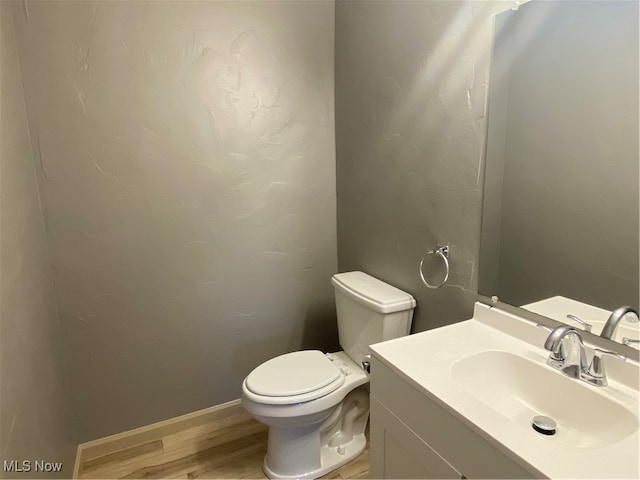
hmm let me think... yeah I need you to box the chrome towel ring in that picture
[419,245,450,289]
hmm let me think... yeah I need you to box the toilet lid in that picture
[245,350,342,398]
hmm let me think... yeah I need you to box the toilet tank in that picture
[331,271,416,365]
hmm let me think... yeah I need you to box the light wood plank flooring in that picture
[78,411,369,479]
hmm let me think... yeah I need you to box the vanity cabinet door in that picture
[370,357,536,479]
[370,396,462,479]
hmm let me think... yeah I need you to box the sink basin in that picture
[450,350,638,448]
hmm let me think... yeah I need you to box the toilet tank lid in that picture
[331,271,416,314]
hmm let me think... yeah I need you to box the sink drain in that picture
[532,415,556,435]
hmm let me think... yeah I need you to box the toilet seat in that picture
[244,350,345,405]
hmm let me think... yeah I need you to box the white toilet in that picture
[241,271,416,479]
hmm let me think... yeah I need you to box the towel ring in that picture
[419,246,450,289]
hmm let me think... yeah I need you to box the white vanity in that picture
[368,303,639,479]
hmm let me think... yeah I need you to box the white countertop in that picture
[369,303,639,479]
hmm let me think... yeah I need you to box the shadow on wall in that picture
[295,302,340,353]
[232,301,339,377]
[335,1,504,333]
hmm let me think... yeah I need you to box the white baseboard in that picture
[73,399,244,478]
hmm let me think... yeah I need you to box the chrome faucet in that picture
[543,325,587,378]
[541,325,626,387]
[600,306,639,340]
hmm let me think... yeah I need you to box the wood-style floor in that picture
[78,410,369,479]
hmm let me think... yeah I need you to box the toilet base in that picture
[261,385,369,479]
[263,432,367,480]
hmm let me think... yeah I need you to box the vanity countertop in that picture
[369,303,639,479]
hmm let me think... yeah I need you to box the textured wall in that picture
[492,1,639,309]
[0,3,76,476]
[336,0,510,331]
[12,1,336,440]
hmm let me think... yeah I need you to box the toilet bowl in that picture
[241,271,416,479]
[242,351,369,479]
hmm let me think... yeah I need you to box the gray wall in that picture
[494,1,639,309]
[0,3,76,477]
[336,0,509,331]
[11,1,336,441]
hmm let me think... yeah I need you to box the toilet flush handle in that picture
[361,355,371,374]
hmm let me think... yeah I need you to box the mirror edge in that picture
[477,294,640,362]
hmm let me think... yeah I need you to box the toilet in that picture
[241,271,416,479]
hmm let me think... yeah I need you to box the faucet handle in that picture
[592,348,626,362]
[622,337,640,346]
[584,348,626,387]
[566,314,592,333]
[536,323,552,333]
